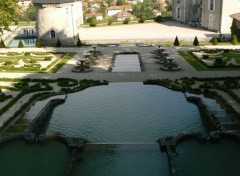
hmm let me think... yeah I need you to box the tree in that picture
[56,38,61,47]
[193,36,199,46]
[0,39,6,48]
[22,5,36,21]
[174,36,180,46]
[231,35,238,45]
[116,0,126,5]
[0,0,18,34]
[98,3,106,17]
[212,37,218,45]
[18,40,24,48]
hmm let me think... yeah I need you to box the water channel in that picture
[0,82,240,176]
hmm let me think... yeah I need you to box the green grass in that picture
[178,50,206,71]
[49,53,76,73]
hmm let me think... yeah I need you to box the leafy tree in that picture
[138,15,147,23]
[0,39,6,48]
[22,5,36,21]
[116,0,126,5]
[18,40,24,48]
[0,0,18,34]
[56,38,61,47]
[106,0,113,6]
[123,18,131,24]
[165,0,173,11]
[212,37,218,45]
[193,36,199,46]
[174,36,180,46]
[231,35,238,45]
[98,3,106,17]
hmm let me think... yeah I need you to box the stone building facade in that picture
[33,0,83,46]
[173,0,240,34]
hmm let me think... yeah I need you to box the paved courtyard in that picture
[79,21,221,43]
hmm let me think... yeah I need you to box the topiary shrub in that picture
[89,18,97,27]
[212,37,218,45]
[44,57,52,61]
[193,36,199,46]
[77,36,82,47]
[18,40,24,48]
[231,35,238,45]
[123,18,131,24]
[0,39,6,48]
[174,36,180,46]
[202,54,209,59]
[138,15,146,23]
[56,38,61,47]
[214,58,225,66]
[36,38,43,48]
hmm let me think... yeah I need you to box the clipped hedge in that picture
[57,78,78,87]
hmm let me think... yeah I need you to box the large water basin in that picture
[175,139,240,176]
[0,141,68,176]
[73,144,168,176]
[45,82,204,143]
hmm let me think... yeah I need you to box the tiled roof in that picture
[33,0,75,4]
[85,13,103,17]
[230,13,240,21]
[114,11,133,18]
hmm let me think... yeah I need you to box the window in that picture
[50,30,55,38]
[209,0,215,11]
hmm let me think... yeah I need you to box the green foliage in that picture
[0,39,6,48]
[138,15,147,23]
[231,35,238,45]
[89,18,98,27]
[107,17,114,25]
[57,78,78,87]
[18,40,24,48]
[56,38,61,47]
[36,38,43,48]
[154,15,164,23]
[44,57,52,61]
[116,0,126,5]
[77,37,81,47]
[212,37,218,45]
[0,0,18,34]
[174,36,180,46]
[193,36,199,46]
[21,5,36,21]
[123,18,131,24]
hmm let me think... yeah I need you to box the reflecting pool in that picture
[45,82,204,143]
[8,38,37,47]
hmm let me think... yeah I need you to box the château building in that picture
[33,0,83,46]
[172,0,240,34]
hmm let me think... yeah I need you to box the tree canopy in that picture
[0,0,18,34]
